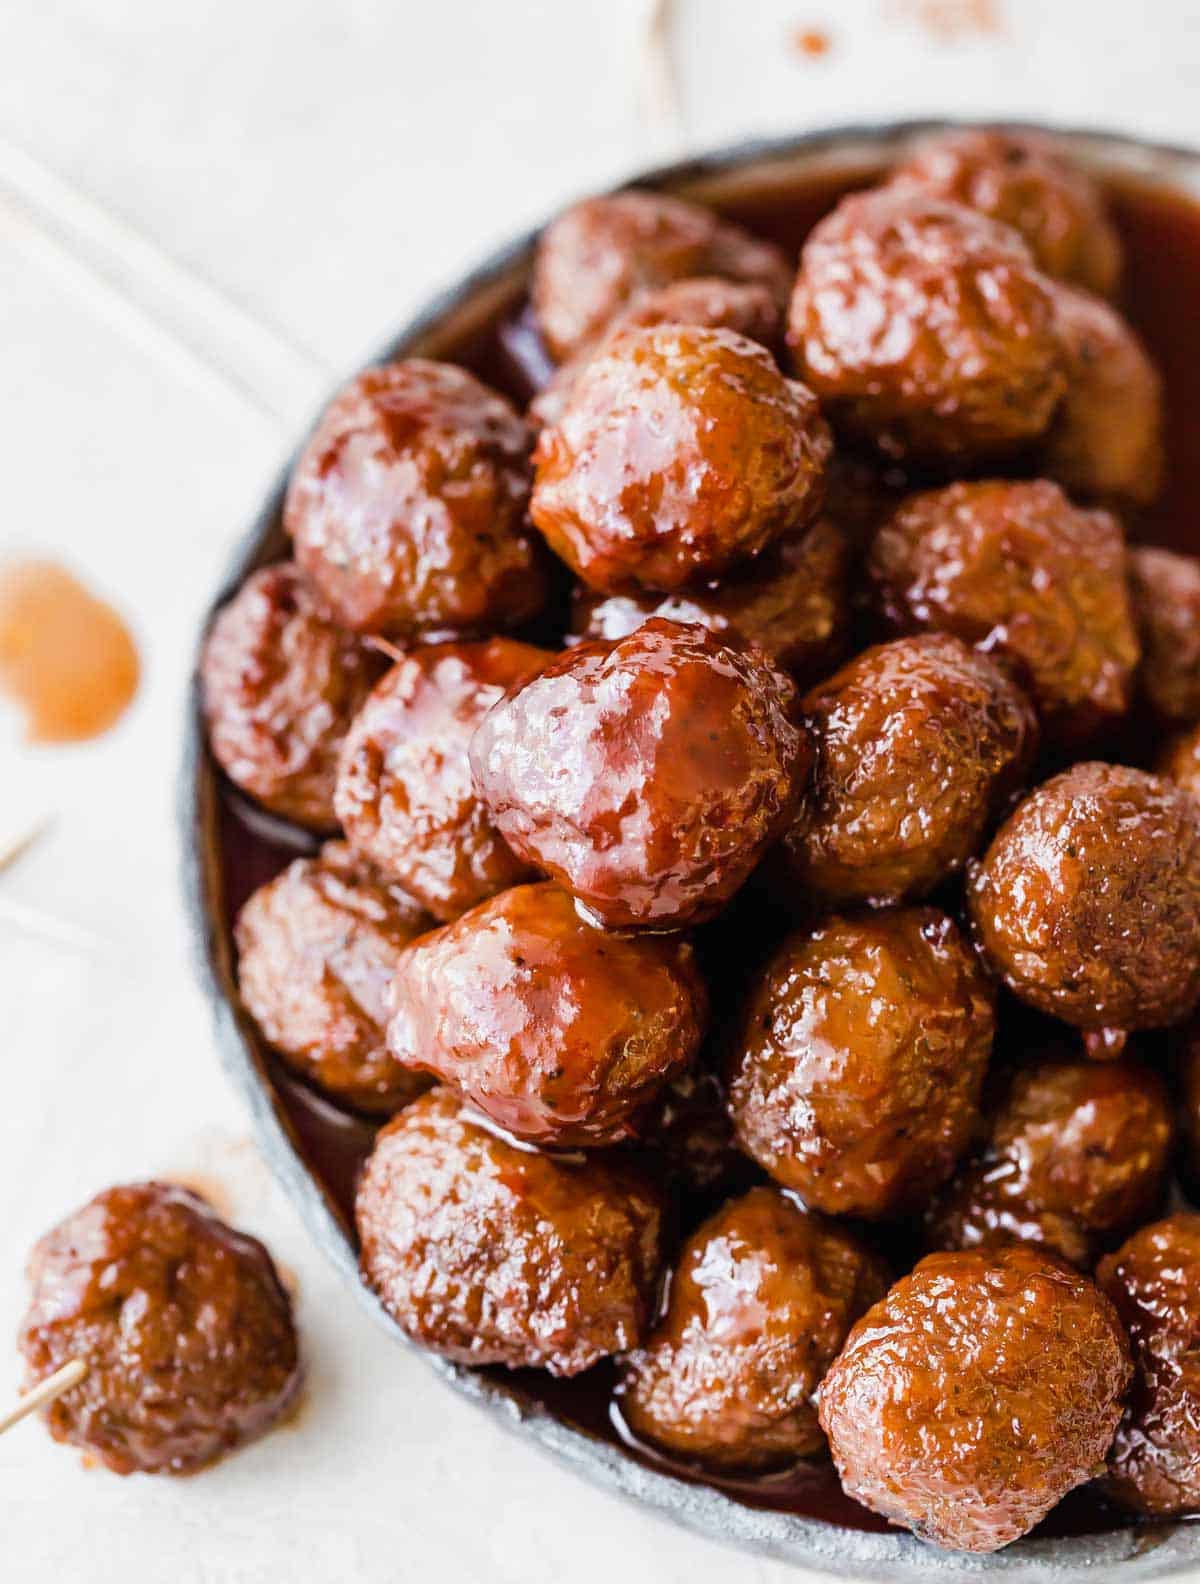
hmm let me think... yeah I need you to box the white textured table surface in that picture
[3,4,1200,1580]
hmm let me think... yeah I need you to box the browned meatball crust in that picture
[618,1187,888,1470]
[532,190,791,362]
[471,619,810,930]
[1098,1216,1200,1516]
[334,638,551,921]
[968,762,1200,1032]
[1130,547,1200,726]
[531,325,831,594]
[356,1088,664,1374]
[819,1245,1132,1552]
[530,276,783,430]
[1041,282,1164,508]
[783,634,1037,907]
[726,909,994,1218]
[570,514,851,686]
[385,882,707,1147]
[201,562,385,829]
[235,841,434,1113]
[927,1058,1173,1265]
[890,128,1122,296]
[1157,721,1200,803]
[788,188,1065,463]
[284,361,546,637]
[868,480,1139,743]
[19,1183,300,1475]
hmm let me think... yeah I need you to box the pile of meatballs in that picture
[195,128,1200,1554]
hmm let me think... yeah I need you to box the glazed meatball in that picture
[645,1064,759,1207]
[284,361,546,637]
[1041,283,1164,508]
[868,480,1139,744]
[819,1245,1131,1552]
[471,619,810,930]
[618,1188,888,1470]
[235,841,434,1114]
[968,762,1200,1033]
[334,639,551,921]
[385,882,707,1147]
[570,514,851,686]
[889,128,1121,296]
[530,276,783,430]
[927,1058,1173,1265]
[19,1183,300,1475]
[783,634,1037,907]
[788,187,1065,463]
[531,325,831,594]
[1098,1216,1200,1516]
[356,1088,664,1374]
[1157,721,1200,803]
[201,562,385,829]
[532,190,791,362]
[726,909,994,1218]
[1130,547,1200,726]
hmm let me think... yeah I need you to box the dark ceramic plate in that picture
[181,122,1200,1580]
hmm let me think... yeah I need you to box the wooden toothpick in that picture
[0,1358,88,1436]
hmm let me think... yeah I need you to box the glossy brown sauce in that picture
[0,559,139,742]
[216,167,1200,1543]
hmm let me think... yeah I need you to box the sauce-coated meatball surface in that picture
[868,480,1138,743]
[727,908,994,1218]
[788,188,1065,463]
[784,633,1037,907]
[968,762,1200,1032]
[570,514,851,686]
[19,1183,300,1475]
[334,639,551,920]
[471,618,810,930]
[1130,547,1200,726]
[889,128,1121,296]
[819,1245,1132,1552]
[356,1088,664,1374]
[1098,1215,1200,1516]
[532,190,791,362]
[201,562,385,830]
[1157,720,1200,803]
[618,1187,888,1470]
[235,841,434,1114]
[284,361,546,637]
[385,882,707,1147]
[531,324,831,593]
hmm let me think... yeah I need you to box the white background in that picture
[3,3,1200,1581]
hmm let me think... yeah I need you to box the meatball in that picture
[1130,547,1200,726]
[235,841,433,1114]
[889,128,1121,296]
[356,1087,664,1374]
[968,762,1200,1032]
[1098,1216,1200,1516]
[201,562,385,830]
[726,908,994,1219]
[284,361,546,637]
[1041,283,1164,508]
[927,1058,1173,1265]
[334,639,551,921]
[470,619,810,930]
[867,480,1139,744]
[530,276,783,430]
[819,1245,1131,1552]
[385,882,707,1147]
[788,187,1065,463]
[570,514,851,686]
[645,1064,759,1207]
[531,325,831,594]
[783,634,1038,907]
[618,1187,888,1470]
[19,1183,300,1475]
[532,189,791,362]
[1157,721,1200,803]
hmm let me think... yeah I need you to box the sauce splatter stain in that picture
[0,560,139,743]
[791,26,833,59]
[886,0,1003,43]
